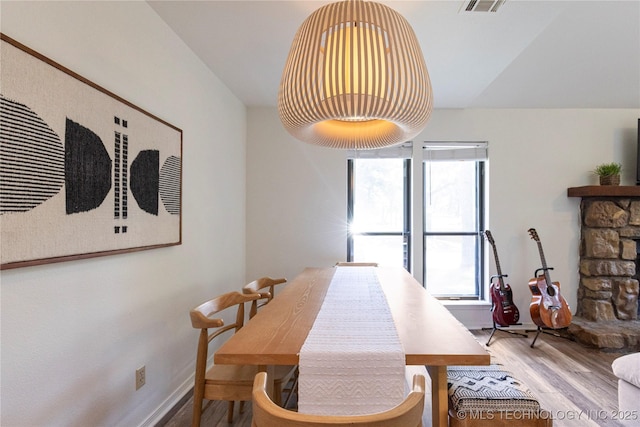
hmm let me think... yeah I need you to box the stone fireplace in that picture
[568,185,640,351]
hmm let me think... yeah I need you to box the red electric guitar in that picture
[484,230,520,326]
[528,228,572,329]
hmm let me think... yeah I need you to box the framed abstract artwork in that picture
[0,34,182,269]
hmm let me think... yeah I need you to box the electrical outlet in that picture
[136,366,146,390]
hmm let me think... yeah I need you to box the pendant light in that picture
[278,0,433,149]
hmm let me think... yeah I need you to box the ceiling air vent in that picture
[460,0,506,13]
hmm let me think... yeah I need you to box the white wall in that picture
[247,107,640,328]
[1,2,246,426]
[246,107,348,280]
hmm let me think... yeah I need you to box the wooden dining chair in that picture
[190,291,257,425]
[335,262,379,267]
[189,291,294,426]
[251,372,426,427]
[242,276,287,319]
[242,277,298,408]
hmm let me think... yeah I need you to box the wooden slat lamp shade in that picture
[278,0,433,150]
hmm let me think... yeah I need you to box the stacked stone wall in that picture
[579,198,640,321]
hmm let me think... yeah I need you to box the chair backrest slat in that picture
[190,291,258,329]
[243,277,287,318]
[251,372,425,427]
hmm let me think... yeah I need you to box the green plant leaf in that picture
[593,162,622,176]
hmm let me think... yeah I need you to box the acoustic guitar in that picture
[484,230,520,326]
[527,228,572,329]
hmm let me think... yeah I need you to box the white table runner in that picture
[298,266,406,415]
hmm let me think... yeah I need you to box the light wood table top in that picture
[214,267,490,427]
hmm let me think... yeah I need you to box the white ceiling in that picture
[148,0,640,109]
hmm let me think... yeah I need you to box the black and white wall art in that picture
[0,34,182,269]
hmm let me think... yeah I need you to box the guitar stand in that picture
[527,326,571,348]
[483,272,527,346]
[482,321,528,346]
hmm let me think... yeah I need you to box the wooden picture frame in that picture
[0,33,182,269]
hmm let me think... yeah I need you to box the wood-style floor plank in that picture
[473,328,628,427]
[160,329,631,427]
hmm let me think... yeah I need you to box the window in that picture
[347,146,411,269]
[423,142,487,299]
[346,142,487,300]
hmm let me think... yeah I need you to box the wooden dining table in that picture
[214,266,490,427]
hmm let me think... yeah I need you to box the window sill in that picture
[440,299,491,307]
[439,300,493,329]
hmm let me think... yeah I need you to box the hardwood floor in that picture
[161,329,630,427]
[471,328,628,427]
[161,399,253,427]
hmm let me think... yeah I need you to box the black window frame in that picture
[422,160,486,300]
[347,158,412,271]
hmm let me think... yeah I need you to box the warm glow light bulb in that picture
[322,22,387,105]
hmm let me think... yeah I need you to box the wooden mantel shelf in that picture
[568,185,640,197]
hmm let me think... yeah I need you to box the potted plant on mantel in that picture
[594,162,622,185]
